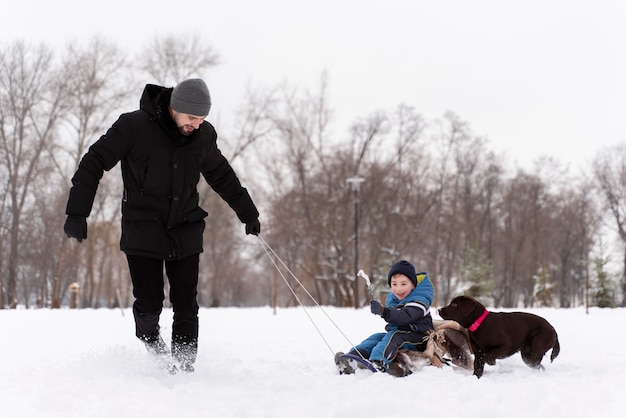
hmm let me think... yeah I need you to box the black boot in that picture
[172,337,197,373]
[139,334,177,374]
[334,352,355,375]
[141,334,169,356]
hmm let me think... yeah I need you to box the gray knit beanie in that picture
[170,78,211,117]
[387,260,417,286]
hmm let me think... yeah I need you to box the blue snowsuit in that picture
[352,272,435,366]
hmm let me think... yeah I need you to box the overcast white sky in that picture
[2,0,624,169]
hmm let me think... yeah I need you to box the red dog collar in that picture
[468,309,489,332]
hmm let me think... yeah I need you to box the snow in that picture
[2,305,624,417]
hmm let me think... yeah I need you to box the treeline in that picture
[0,35,624,309]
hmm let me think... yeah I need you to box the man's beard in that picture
[178,126,193,136]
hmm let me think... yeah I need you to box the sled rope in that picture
[257,235,358,356]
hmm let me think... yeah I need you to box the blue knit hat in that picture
[170,78,211,117]
[387,260,417,286]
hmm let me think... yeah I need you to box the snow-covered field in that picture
[1,305,623,417]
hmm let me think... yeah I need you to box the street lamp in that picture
[347,176,365,309]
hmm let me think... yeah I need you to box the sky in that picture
[1,0,624,169]
[1,305,624,417]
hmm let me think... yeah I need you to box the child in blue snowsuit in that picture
[336,260,434,376]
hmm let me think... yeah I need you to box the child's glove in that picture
[370,300,384,315]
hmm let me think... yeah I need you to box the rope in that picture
[257,235,359,357]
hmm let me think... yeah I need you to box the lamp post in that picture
[347,176,365,309]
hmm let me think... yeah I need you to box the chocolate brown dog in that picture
[438,295,560,378]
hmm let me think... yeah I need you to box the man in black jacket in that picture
[64,78,261,372]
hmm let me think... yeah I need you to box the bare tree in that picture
[48,37,134,308]
[0,128,8,307]
[593,144,626,306]
[227,83,278,163]
[60,36,133,168]
[495,171,544,306]
[361,105,431,296]
[0,41,70,307]
[549,181,598,307]
[137,32,220,86]
[421,112,483,305]
[253,77,372,307]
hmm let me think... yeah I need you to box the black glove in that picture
[64,215,87,243]
[245,219,261,236]
[370,300,384,316]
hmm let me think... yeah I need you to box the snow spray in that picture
[357,269,375,301]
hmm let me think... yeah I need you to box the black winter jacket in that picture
[66,84,259,260]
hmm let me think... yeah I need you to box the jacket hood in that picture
[140,84,192,142]
[139,84,173,120]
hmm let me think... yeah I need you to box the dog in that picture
[438,295,560,378]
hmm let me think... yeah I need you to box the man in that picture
[64,78,261,372]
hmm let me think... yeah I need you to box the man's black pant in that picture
[127,253,200,348]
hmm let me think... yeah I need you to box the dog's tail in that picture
[550,338,560,362]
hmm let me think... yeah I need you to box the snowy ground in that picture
[1,305,623,418]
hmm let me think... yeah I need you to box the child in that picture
[336,260,435,376]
